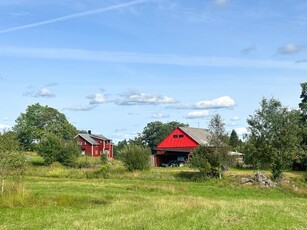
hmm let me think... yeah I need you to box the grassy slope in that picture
[0,166,306,230]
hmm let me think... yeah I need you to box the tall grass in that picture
[1,155,306,229]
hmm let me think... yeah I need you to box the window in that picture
[173,134,178,138]
[179,134,184,138]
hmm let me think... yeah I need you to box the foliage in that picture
[0,131,25,193]
[299,82,307,153]
[189,145,231,178]
[189,114,231,178]
[13,103,78,151]
[247,97,302,180]
[37,133,80,166]
[188,146,211,176]
[119,144,151,171]
[100,153,108,164]
[229,129,240,149]
[208,114,228,146]
[299,82,307,119]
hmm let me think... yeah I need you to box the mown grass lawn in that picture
[0,166,306,230]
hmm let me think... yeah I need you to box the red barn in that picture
[75,131,113,158]
[153,127,211,166]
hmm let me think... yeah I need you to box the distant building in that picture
[153,127,211,166]
[75,130,113,158]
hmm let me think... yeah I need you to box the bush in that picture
[0,131,25,194]
[37,133,79,166]
[189,146,231,179]
[119,145,150,172]
[100,153,108,165]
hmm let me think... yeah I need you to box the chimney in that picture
[88,130,91,134]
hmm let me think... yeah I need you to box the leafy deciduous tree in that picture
[247,97,301,180]
[14,103,78,150]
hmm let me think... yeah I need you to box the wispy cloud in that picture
[231,116,240,121]
[241,44,256,55]
[2,46,307,70]
[213,0,228,6]
[185,110,210,119]
[117,91,177,106]
[151,112,169,119]
[63,104,97,111]
[277,43,305,55]
[296,59,307,64]
[23,85,56,98]
[0,0,153,34]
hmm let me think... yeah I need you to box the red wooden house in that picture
[75,131,113,158]
[153,127,211,166]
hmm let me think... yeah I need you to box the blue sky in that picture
[0,0,306,143]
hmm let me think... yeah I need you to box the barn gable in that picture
[157,127,199,149]
[153,127,211,167]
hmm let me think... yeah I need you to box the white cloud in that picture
[0,0,153,34]
[0,124,11,130]
[278,43,304,55]
[87,93,107,104]
[194,96,235,109]
[63,104,97,111]
[38,87,55,98]
[23,86,55,98]
[214,0,228,6]
[231,116,240,121]
[185,110,210,119]
[234,127,249,136]
[151,112,170,119]
[117,91,177,105]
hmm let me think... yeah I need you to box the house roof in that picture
[76,133,111,145]
[179,127,211,145]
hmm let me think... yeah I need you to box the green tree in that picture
[299,82,307,120]
[247,97,301,180]
[139,121,188,149]
[14,103,78,150]
[190,114,231,179]
[229,129,240,149]
[189,146,211,177]
[0,131,24,193]
[208,114,228,146]
[119,144,151,171]
[37,133,80,166]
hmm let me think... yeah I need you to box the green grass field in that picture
[0,162,306,230]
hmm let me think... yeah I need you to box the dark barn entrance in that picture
[154,149,191,167]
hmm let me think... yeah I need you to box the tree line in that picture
[0,82,306,180]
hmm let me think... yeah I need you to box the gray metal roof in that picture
[179,127,211,145]
[76,133,111,145]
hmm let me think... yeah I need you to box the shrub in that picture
[100,153,108,165]
[189,146,231,179]
[0,131,25,194]
[37,133,79,166]
[119,145,150,172]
